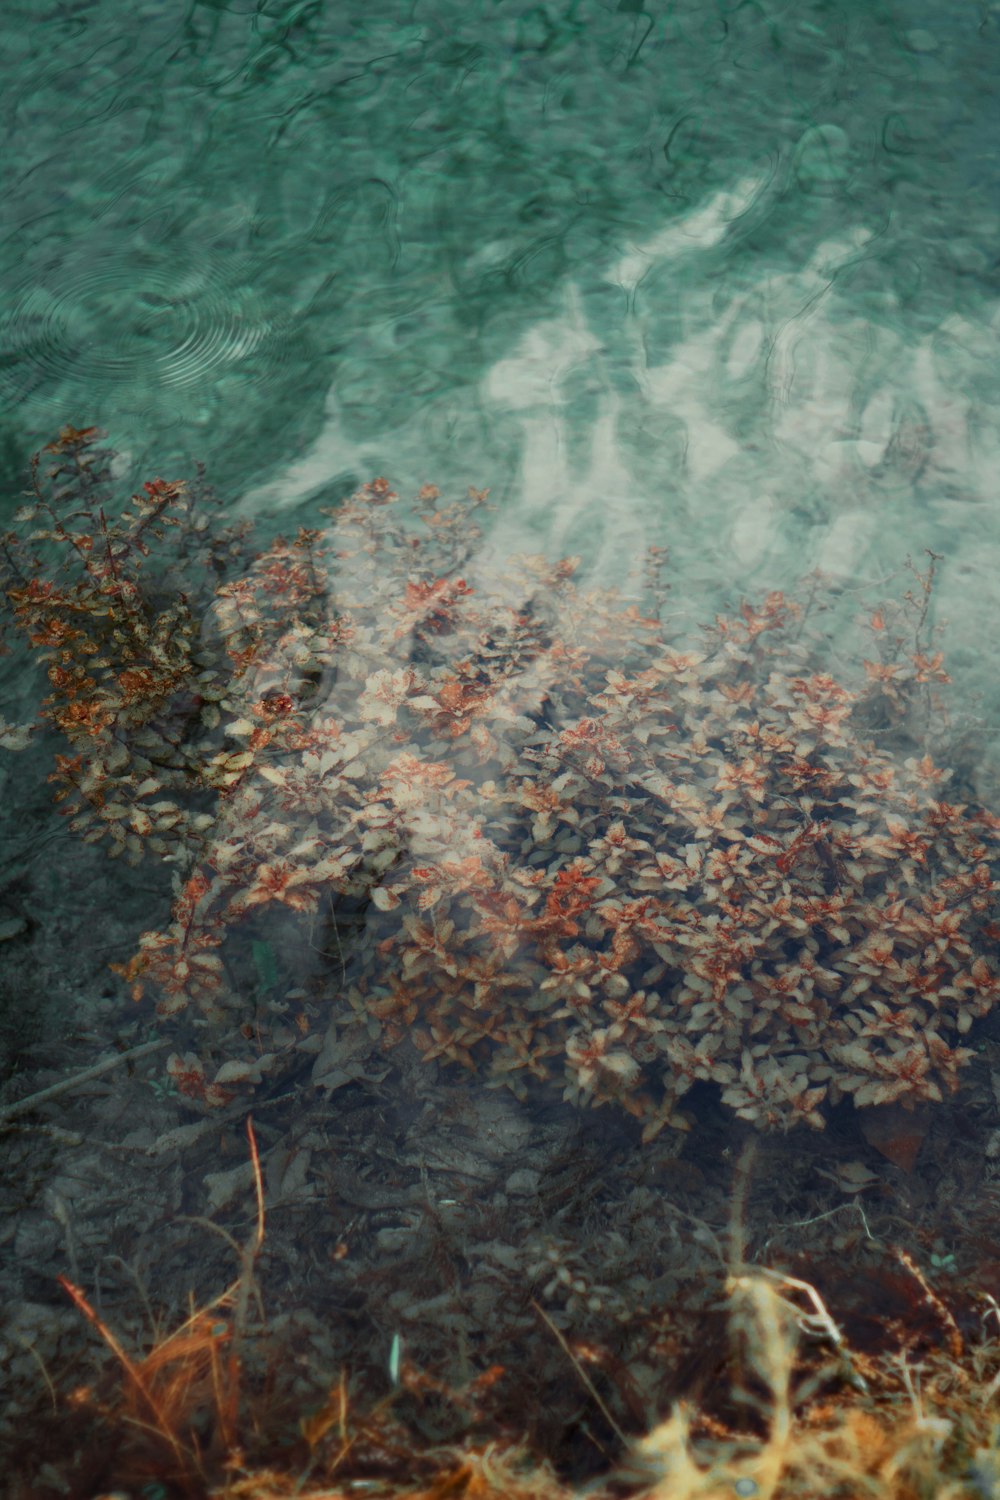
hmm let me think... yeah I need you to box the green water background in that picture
[2,0,999,773]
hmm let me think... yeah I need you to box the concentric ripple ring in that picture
[0,244,280,403]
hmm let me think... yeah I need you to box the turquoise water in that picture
[2,7,1000,1470]
[1,2,998,734]
[2,0,998,633]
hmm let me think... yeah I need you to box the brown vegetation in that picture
[2,427,1000,1497]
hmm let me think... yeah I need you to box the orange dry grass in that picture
[54,1177,1000,1500]
[56,1117,266,1491]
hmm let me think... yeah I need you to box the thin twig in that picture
[532,1298,629,1446]
[0,1037,171,1123]
[58,1274,192,1471]
[222,1116,267,1448]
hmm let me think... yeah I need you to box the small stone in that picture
[505,1167,542,1197]
[0,916,27,942]
[375,1226,412,1253]
[905,28,938,52]
[793,124,851,193]
[946,240,990,277]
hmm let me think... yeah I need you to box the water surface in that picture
[1,0,999,775]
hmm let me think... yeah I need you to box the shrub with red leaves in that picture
[2,428,998,1136]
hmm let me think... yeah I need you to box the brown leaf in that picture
[860,1102,930,1172]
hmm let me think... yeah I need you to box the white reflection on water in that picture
[216,170,1000,1025]
[241,169,1000,716]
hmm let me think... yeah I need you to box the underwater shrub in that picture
[2,427,998,1136]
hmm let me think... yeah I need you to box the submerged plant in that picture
[2,427,997,1136]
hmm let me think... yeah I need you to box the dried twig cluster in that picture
[2,428,997,1135]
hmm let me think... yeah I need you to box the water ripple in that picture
[0,244,284,403]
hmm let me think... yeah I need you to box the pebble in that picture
[904,29,939,53]
[946,240,990,277]
[506,1167,542,1197]
[375,1226,412,1253]
[793,124,851,192]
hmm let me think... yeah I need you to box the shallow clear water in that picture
[2,1,998,669]
[2,9,1000,1460]
[2,1,999,774]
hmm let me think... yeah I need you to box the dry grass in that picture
[46,1260,1000,1500]
[16,1131,1000,1500]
